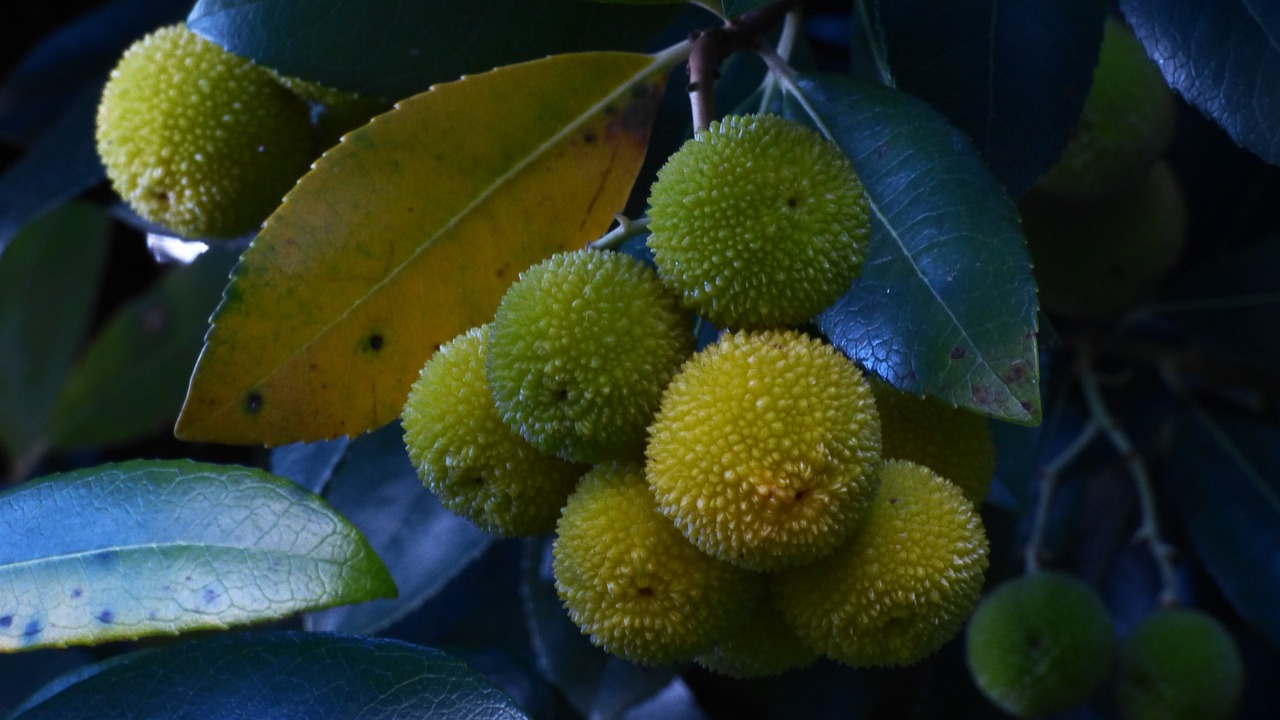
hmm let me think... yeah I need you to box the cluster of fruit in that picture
[402,114,997,675]
[94,24,386,240]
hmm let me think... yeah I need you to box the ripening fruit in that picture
[646,329,882,571]
[1023,160,1187,321]
[646,113,871,328]
[773,461,989,667]
[95,24,313,239]
[1115,609,1244,720]
[553,463,761,665]
[871,380,995,504]
[695,593,818,679]
[401,325,584,536]
[487,249,694,464]
[965,571,1114,718]
[1037,17,1176,198]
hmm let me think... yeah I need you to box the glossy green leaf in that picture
[187,0,680,100]
[721,0,770,17]
[0,460,395,652]
[790,74,1041,424]
[0,203,109,465]
[8,632,527,719]
[177,50,676,445]
[45,246,239,450]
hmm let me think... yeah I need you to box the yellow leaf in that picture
[176,50,676,445]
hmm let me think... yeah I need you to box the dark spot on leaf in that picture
[1021,401,1035,413]
[0,615,11,628]
[70,588,82,599]
[949,347,967,360]
[95,550,117,565]
[97,610,114,624]
[1002,361,1030,384]
[905,371,918,381]
[583,131,596,143]
[147,611,158,621]
[244,391,264,415]
[22,620,40,637]
[637,587,655,597]
[608,82,663,139]
[203,588,219,604]
[971,384,994,407]
[889,497,898,504]
[496,263,509,280]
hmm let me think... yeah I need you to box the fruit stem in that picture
[589,215,651,250]
[1077,347,1181,607]
[853,0,894,87]
[758,7,803,114]
[1024,417,1100,573]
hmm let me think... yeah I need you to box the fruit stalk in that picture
[1023,418,1100,573]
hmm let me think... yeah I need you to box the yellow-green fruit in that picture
[965,571,1114,717]
[1037,18,1176,198]
[401,325,584,536]
[646,113,871,328]
[774,460,989,667]
[95,24,313,239]
[1116,610,1244,720]
[646,329,882,571]
[695,594,818,679]
[1023,160,1187,320]
[553,463,761,665]
[871,380,995,504]
[487,249,694,464]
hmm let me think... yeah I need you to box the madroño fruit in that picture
[773,460,989,668]
[965,570,1114,718]
[95,24,313,239]
[695,593,818,679]
[487,249,694,464]
[401,325,584,536]
[552,463,760,665]
[1115,609,1244,720]
[646,113,870,328]
[646,329,882,571]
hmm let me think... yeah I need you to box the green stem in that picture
[590,215,651,250]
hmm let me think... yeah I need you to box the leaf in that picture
[187,0,680,100]
[789,74,1041,424]
[7,632,527,720]
[0,459,395,652]
[44,245,239,450]
[1168,409,1280,650]
[1120,0,1280,166]
[722,0,770,17]
[270,436,350,494]
[0,202,109,463]
[872,0,1108,197]
[177,50,677,445]
[301,422,494,635]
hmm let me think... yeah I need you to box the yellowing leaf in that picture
[177,51,675,445]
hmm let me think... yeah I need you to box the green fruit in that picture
[774,461,989,667]
[401,325,584,536]
[95,24,313,239]
[695,593,818,679]
[871,380,995,504]
[553,462,761,665]
[646,113,870,328]
[1037,17,1176,198]
[966,571,1114,717]
[646,329,882,571]
[1023,160,1187,320]
[487,249,694,464]
[1116,609,1244,720]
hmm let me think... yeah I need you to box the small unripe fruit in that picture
[95,24,313,239]
[646,329,882,571]
[773,461,989,667]
[487,249,695,464]
[695,594,818,679]
[401,325,584,536]
[1116,609,1244,720]
[965,571,1114,718]
[647,113,871,328]
[553,463,761,665]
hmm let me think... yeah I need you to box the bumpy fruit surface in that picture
[1023,160,1187,320]
[553,463,761,665]
[646,113,871,328]
[965,571,1114,718]
[95,24,313,239]
[487,250,694,464]
[695,594,818,679]
[1037,17,1176,198]
[774,461,988,667]
[401,325,584,536]
[872,380,995,504]
[646,329,882,571]
[1116,609,1244,720]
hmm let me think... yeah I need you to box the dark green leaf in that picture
[873,0,1107,197]
[722,0,769,17]
[1169,409,1280,649]
[7,632,527,719]
[45,246,239,450]
[0,460,395,652]
[1120,0,1280,165]
[186,0,681,100]
[790,74,1041,424]
[7,650,153,718]
[0,202,108,464]
[302,423,494,635]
